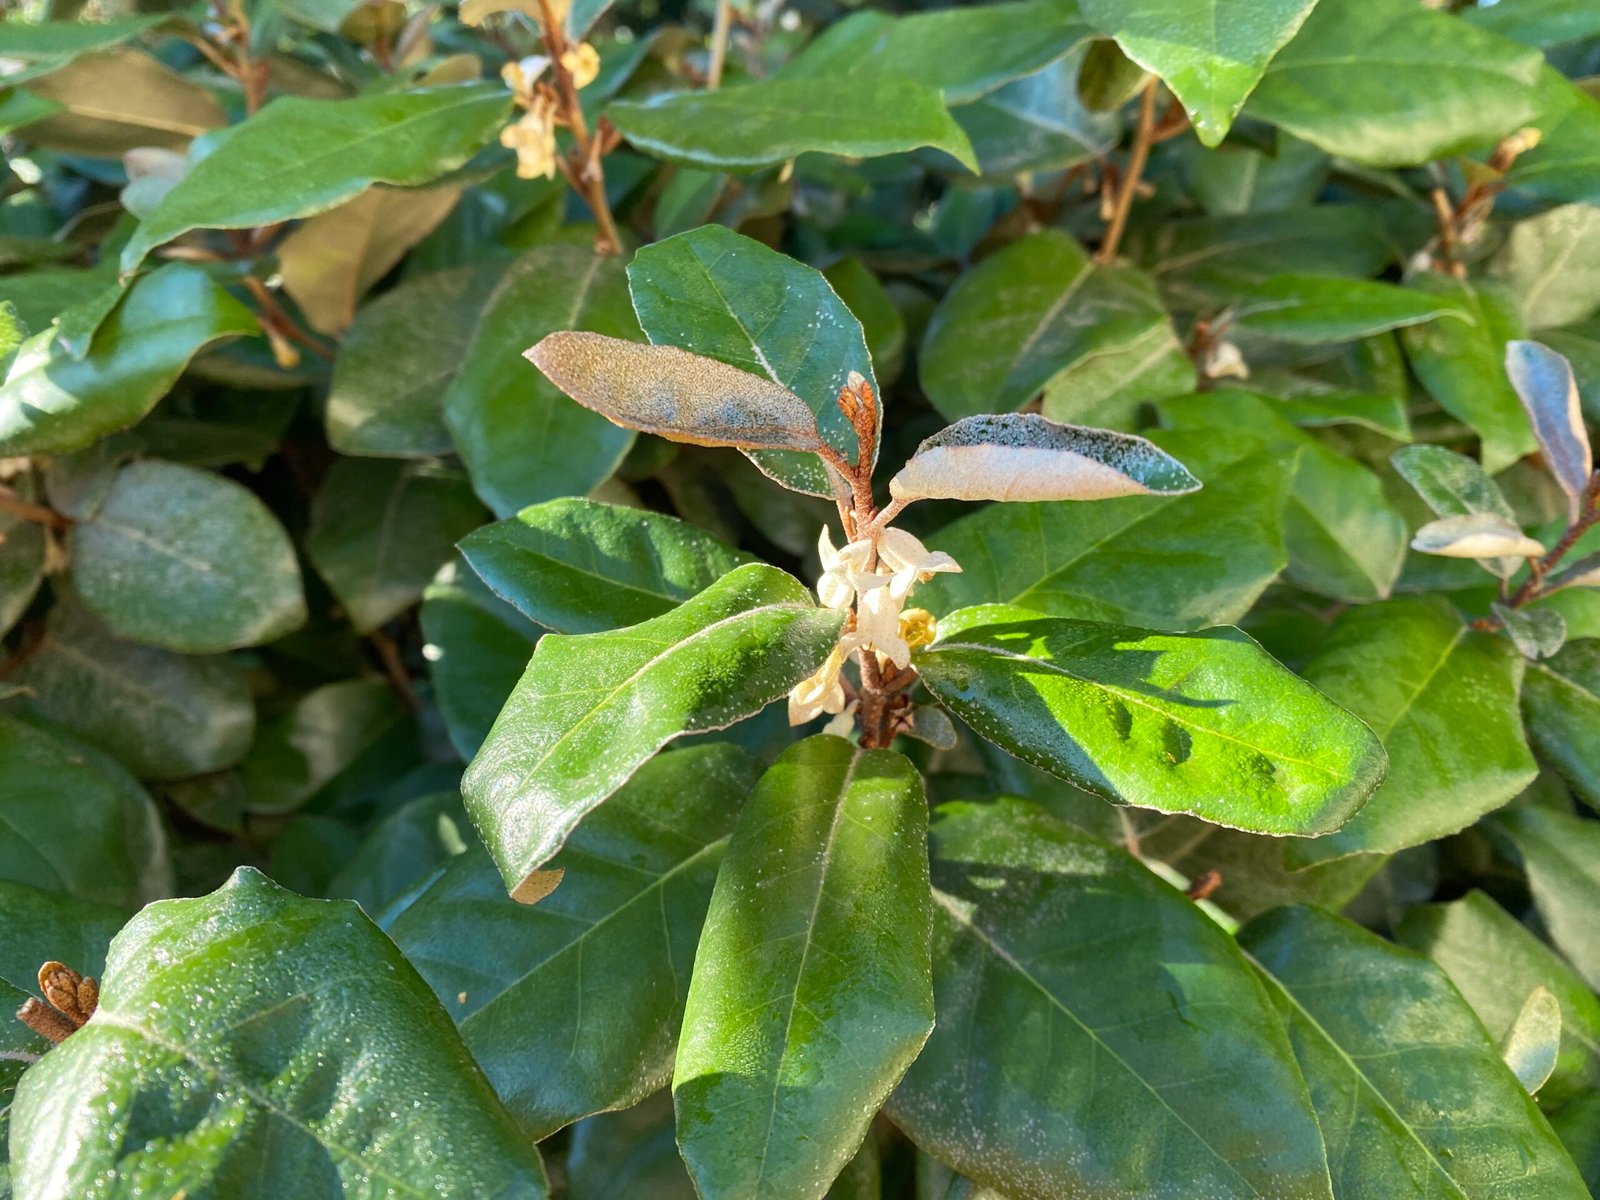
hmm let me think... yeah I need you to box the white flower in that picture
[815,527,878,610]
[857,583,912,669]
[821,701,859,739]
[787,634,862,725]
[876,526,961,594]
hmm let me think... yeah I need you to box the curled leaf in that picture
[888,412,1201,503]
[1411,512,1545,562]
[1505,340,1593,514]
[1500,986,1562,1095]
[526,331,827,453]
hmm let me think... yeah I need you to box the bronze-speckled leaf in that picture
[527,332,827,453]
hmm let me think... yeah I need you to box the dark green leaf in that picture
[237,680,407,817]
[888,798,1334,1200]
[1522,638,1600,812]
[460,498,752,635]
[674,737,933,1200]
[388,745,758,1137]
[1463,0,1600,49]
[1240,904,1587,1198]
[1401,275,1537,473]
[951,52,1120,179]
[1247,0,1543,166]
[780,0,1093,104]
[1508,67,1600,208]
[0,716,168,908]
[462,563,843,894]
[306,458,485,633]
[17,601,254,781]
[920,229,1191,424]
[0,505,44,639]
[628,226,877,496]
[1290,596,1536,865]
[442,240,640,516]
[916,604,1386,835]
[1233,273,1463,343]
[326,791,469,917]
[8,867,549,1199]
[606,78,978,174]
[0,264,256,455]
[72,460,305,653]
[1489,806,1600,991]
[1398,890,1600,1108]
[121,84,513,270]
[1490,205,1600,330]
[325,264,498,458]
[1081,0,1316,145]
[565,1093,696,1200]
[916,430,1290,629]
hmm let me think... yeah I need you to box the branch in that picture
[1096,77,1159,266]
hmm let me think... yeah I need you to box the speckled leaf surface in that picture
[887,799,1334,1200]
[7,868,548,1200]
[462,563,843,892]
[673,737,934,1200]
[915,605,1386,836]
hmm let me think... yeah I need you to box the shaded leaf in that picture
[1489,806,1600,991]
[72,460,306,653]
[0,16,166,85]
[888,798,1335,1200]
[20,48,224,156]
[1489,204,1600,331]
[236,680,408,817]
[389,745,758,1136]
[916,604,1386,836]
[1240,904,1587,1199]
[1522,638,1600,811]
[951,52,1120,179]
[674,737,933,1200]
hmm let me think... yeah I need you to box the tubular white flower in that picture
[857,584,912,669]
[876,526,961,595]
[816,527,877,610]
[787,634,862,725]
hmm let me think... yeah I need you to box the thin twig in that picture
[707,0,732,89]
[1096,77,1158,265]
[369,627,421,715]
[0,487,70,531]
[538,0,623,256]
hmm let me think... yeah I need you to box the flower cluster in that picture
[499,42,600,181]
[787,525,960,727]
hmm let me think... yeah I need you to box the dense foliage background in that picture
[2,0,1600,1195]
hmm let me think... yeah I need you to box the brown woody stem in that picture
[538,0,623,256]
[1096,77,1159,266]
[0,487,70,531]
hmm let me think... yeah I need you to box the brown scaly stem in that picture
[1507,473,1600,610]
[0,486,70,531]
[537,0,623,256]
[1095,77,1159,266]
[240,276,336,366]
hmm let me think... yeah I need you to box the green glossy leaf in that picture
[1401,275,1538,474]
[916,604,1386,835]
[1233,273,1463,343]
[1398,890,1600,1108]
[420,564,542,760]
[16,601,254,782]
[442,240,640,516]
[460,498,752,635]
[0,16,165,84]
[822,258,906,388]
[324,791,468,918]
[1247,0,1543,167]
[326,264,498,458]
[915,429,1290,629]
[0,716,168,908]
[628,226,876,496]
[781,0,1093,104]
[920,229,1191,423]
[1464,0,1600,48]
[1289,596,1536,865]
[389,745,758,1136]
[121,84,513,270]
[8,867,548,1199]
[1240,904,1587,1199]
[1508,67,1600,208]
[72,460,305,653]
[0,264,256,455]
[1489,204,1600,330]
[1081,0,1316,145]
[463,563,843,894]
[887,798,1334,1200]
[306,458,485,633]
[674,737,933,1200]
[951,52,1120,179]
[565,1093,696,1200]
[1182,132,1329,216]
[1163,390,1406,603]
[606,77,978,174]
[1522,638,1600,812]
[1489,806,1600,992]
